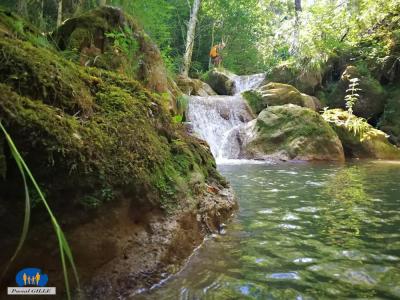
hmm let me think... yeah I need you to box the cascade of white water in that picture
[187,73,265,162]
[232,73,265,94]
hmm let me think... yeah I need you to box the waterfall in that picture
[232,73,265,94]
[187,73,264,163]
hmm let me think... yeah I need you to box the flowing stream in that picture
[187,74,264,162]
[134,161,400,299]
[133,74,400,299]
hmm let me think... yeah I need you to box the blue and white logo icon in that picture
[16,268,49,287]
[7,267,55,295]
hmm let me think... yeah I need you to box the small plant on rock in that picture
[344,77,361,120]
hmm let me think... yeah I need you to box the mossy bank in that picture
[0,7,237,299]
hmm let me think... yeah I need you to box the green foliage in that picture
[0,22,220,214]
[105,26,140,77]
[322,108,382,142]
[172,115,183,123]
[242,90,264,115]
[344,77,361,117]
[3,0,400,78]
[106,26,137,56]
[176,94,189,115]
[81,187,114,209]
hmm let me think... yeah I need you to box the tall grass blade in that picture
[0,122,80,299]
[0,138,30,282]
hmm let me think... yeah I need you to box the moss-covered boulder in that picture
[241,105,344,161]
[0,35,225,210]
[0,6,229,243]
[323,65,386,121]
[322,109,400,159]
[203,68,236,95]
[52,6,169,94]
[176,76,217,96]
[242,83,322,115]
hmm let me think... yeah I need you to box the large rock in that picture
[324,65,386,121]
[242,82,322,115]
[375,55,400,85]
[322,109,400,159]
[241,105,345,161]
[53,7,169,94]
[203,69,236,95]
[176,76,217,96]
[266,62,322,95]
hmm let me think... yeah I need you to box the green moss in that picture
[242,90,264,115]
[0,38,93,114]
[246,105,342,160]
[0,17,222,214]
[323,109,400,159]
[68,28,92,50]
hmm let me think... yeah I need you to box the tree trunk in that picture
[16,0,28,17]
[39,0,44,21]
[57,0,63,27]
[181,0,201,77]
[99,0,107,6]
[295,0,302,12]
[292,0,302,54]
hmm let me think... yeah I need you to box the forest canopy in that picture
[1,0,399,76]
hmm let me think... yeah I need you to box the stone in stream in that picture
[175,76,217,96]
[242,82,322,115]
[240,104,345,161]
[203,69,237,95]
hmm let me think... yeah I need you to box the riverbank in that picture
[0,7,237,299]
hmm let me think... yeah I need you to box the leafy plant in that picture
[344,77,361,118]
[172,115,183,123]
[176,94,189,115]
[106,26,140,77]
[0,122,79,300]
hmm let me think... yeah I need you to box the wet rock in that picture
[176,76,217,96]
[322,109,400,159]
[203,69,236,95]
[241,105,345,161]
[242,82,322,115]
[376,55,400,85]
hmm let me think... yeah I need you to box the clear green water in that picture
[135,161,400,299]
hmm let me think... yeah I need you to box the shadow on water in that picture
[133,161,400,299]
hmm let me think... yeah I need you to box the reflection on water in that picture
[133,161,400,299]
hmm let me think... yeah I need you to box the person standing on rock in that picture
[209,42,226,67]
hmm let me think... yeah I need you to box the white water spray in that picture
[187,73,265,163]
